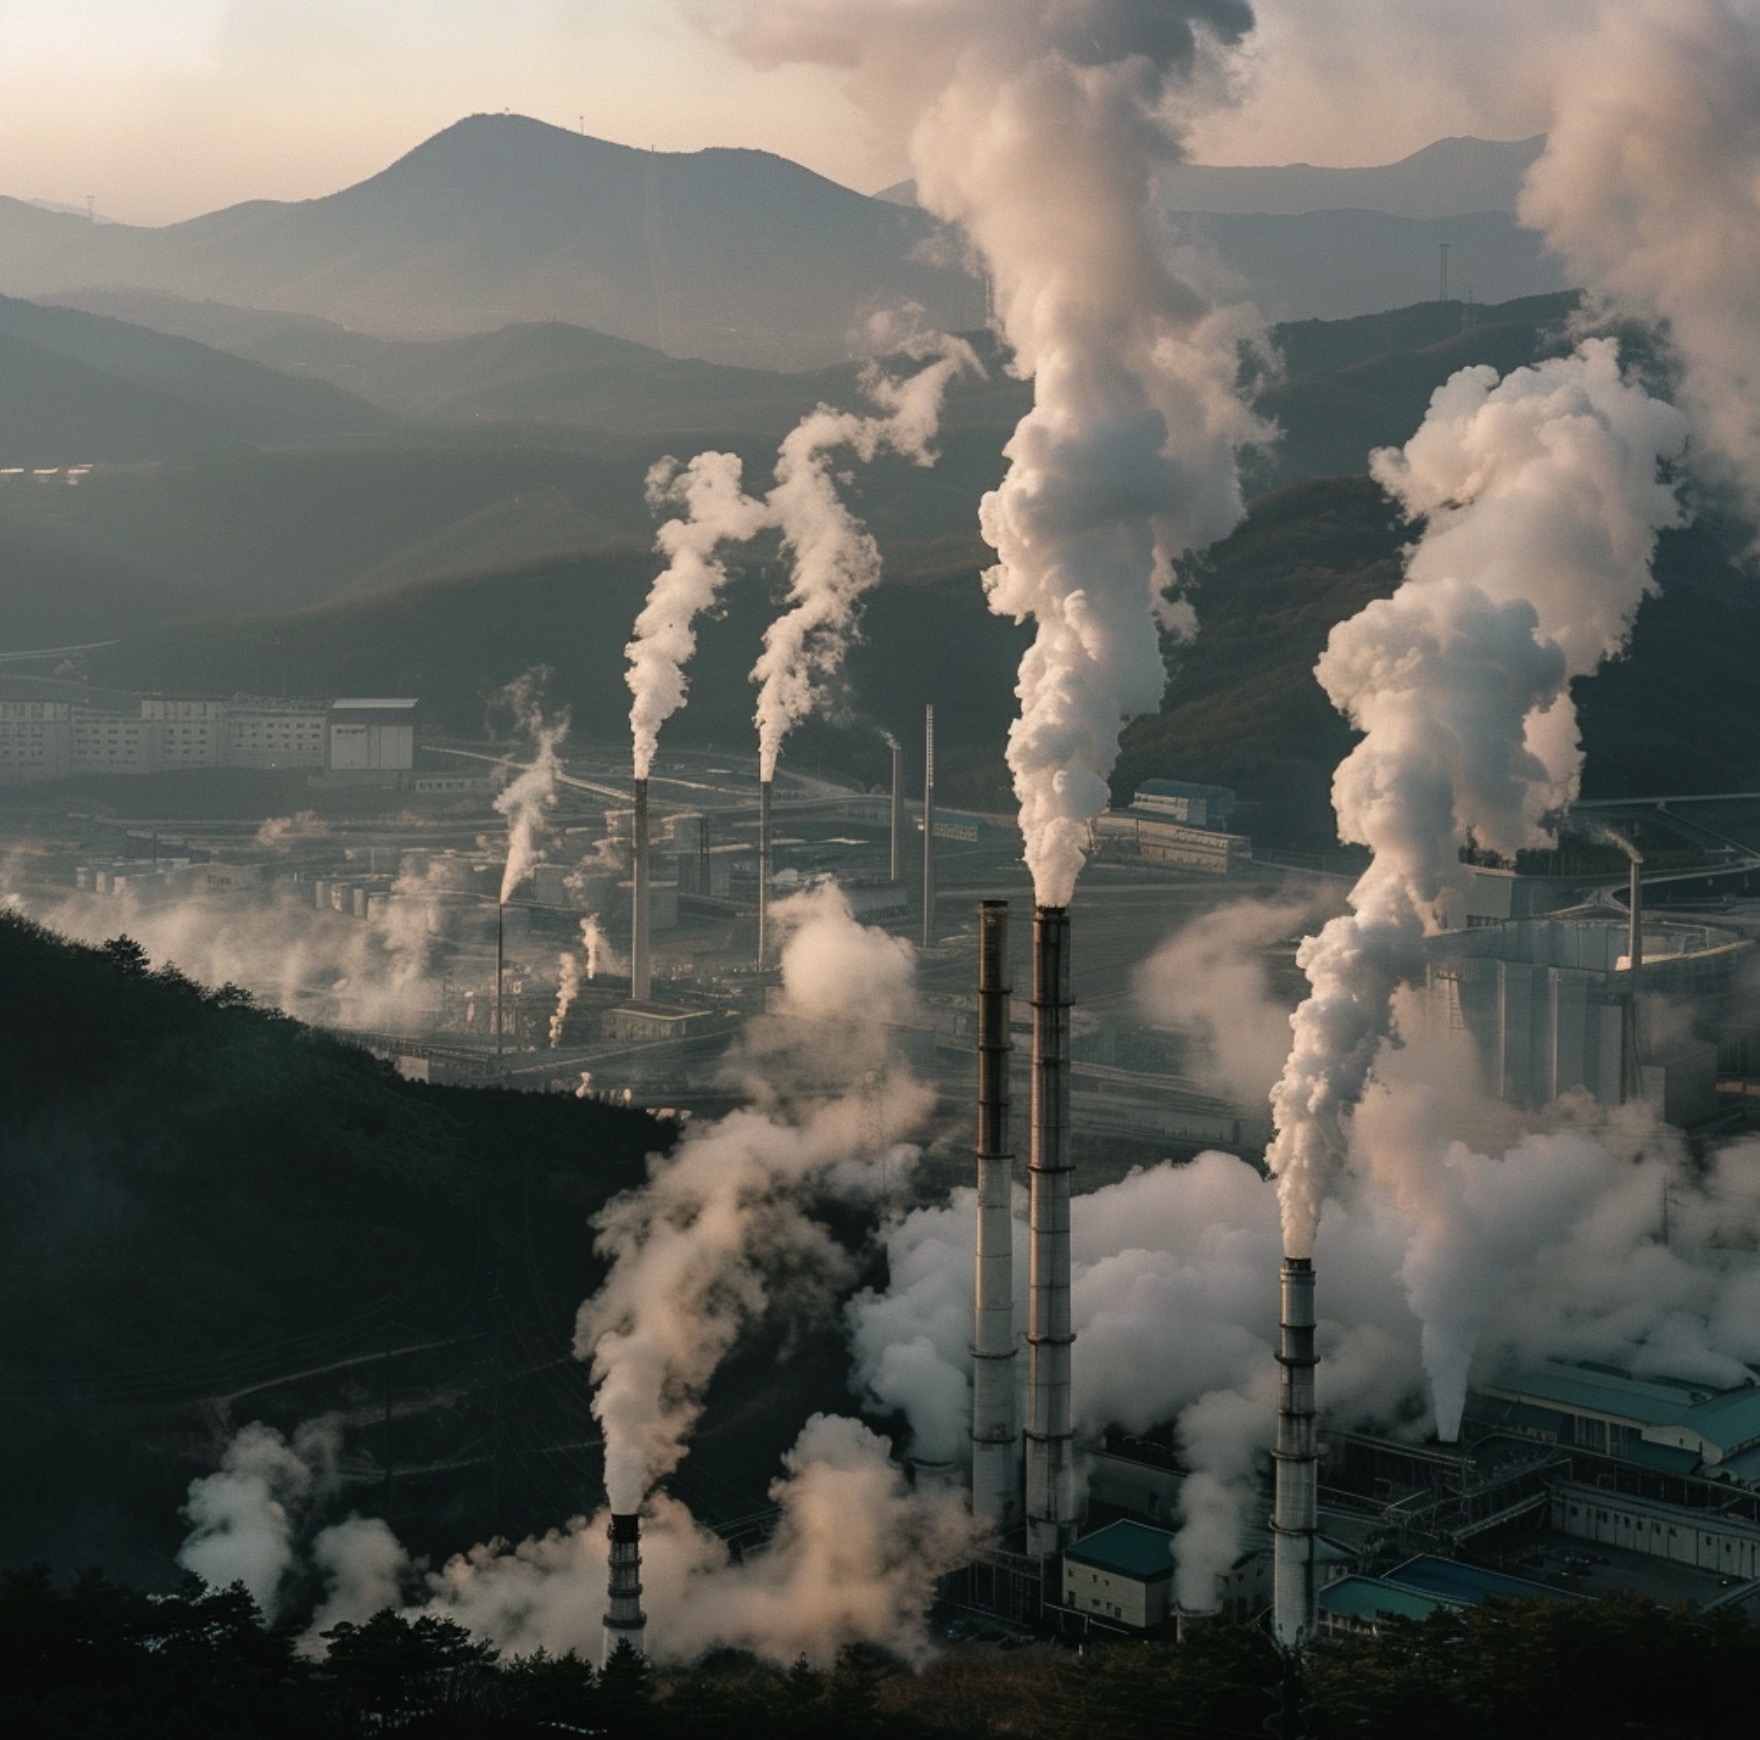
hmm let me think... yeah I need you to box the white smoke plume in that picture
[629,451,773,782]
[751,329,982,778]
[1267,343,1688,1258]
[308,1516,408,1641]
[628,332,981,783]
[178,1419,340,1623]
[1522,0,1760,515]
[1132,891,1341,1107]
[550,950,582,1048]
[580,913,623,982]
[577,881,932,1513]
[494,673,569,905]
[726,1,1270,901]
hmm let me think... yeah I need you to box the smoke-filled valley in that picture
[15,4,1760,1735]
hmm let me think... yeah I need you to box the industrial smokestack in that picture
[972,900,1021,1532]
[1025,905,1075,1557]
[756,777,773,969]
[922,706,936,951]
[494,901,505,1058]
[1624,850,1646,1101]
[890,735,905,884]
[1272,1256,1319,1653]
[632,778,652,1003]
[602,1511,647,1665]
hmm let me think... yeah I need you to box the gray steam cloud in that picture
[1523,0,1760,516]
[726,0,1269,902]
[1267,344,1687,1260]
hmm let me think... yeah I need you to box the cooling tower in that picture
[602,1512,647,1665]
[972,900,1021,1531]
[631,778,652,1003]
[757,777,773,969]
[1025,904,1075,1556]
[1272,1256,1319,1652]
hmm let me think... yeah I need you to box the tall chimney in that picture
[890,736,905,884]
[972,900,1021,1531]
[922,706,936,951]
[631,778,652,1003]
[1623,852,1646,1101]
[602,1512,647,1665]
[494,901,505,1058]
[756,776,773,969]
[1272,1256,1319,1653]
[1025,905,1075,1557]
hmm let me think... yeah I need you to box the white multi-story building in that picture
[0,700,74,782]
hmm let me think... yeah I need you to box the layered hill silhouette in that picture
[0,115,984,371]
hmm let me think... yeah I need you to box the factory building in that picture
[328,698,417,772]
[1060,1521,1177,1632]
[1423,911,1748,1121]
[1319,1556,1570,1638]
[0,693,409,781]
[1091,779,1251,874]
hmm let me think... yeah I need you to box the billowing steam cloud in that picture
[494,674,569,905]
[178,1420,340,1623]
[727,1,1270,901]
[578,881,932,1513]
[627,332,981,782]
[1267,342,1687,1258]
[1522,0,1760,513]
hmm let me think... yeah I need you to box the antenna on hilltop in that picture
[85,194,95,223]
[1439,241,1451,302]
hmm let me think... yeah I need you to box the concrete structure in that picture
[1091,807,1252,874]
[1273,1256,1320,1651]
[1061,1520,1176,1631]
[1133,779,1237,830]
[602,1513,647,1663]
[1423,914,1748,1120]
[971,900,1021,1533]
[922,705,936,949]
[1025,905,1077,1557]
[631,778,652,1003]
[1474,1361,1760,1482]
[756,778,773,969]
[0,700,72,782]
[225,701,327,769]
[605,1001,721,1043]
[890,735,905,884]
[328,699,416,772]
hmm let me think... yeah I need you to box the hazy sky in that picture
[0,0,1569,225]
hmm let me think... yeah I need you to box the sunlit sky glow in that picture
[0,0,1568,225]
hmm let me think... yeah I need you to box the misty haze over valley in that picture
[9,6,1760,1737]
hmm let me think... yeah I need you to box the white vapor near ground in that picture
[494,674,569,904]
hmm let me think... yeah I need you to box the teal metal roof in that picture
[1065,1520,1177,1581]
[1680,1385,1760,1453]
[1385,1556,1575,1605]
[1481,1362,1708,1427]
[1626,1439,1704,1475]
[1321,1577,1450,1624]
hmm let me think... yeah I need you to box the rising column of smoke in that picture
[580,913,622,981]
[550,952,582,1048]
[494,674,569,904]
[628,334,980,785]
[1267,344,1688,1268]
[1522,0,1760,516]
[577,882,932,1514]
[750,330,981,778]
[728,1,1268,900]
